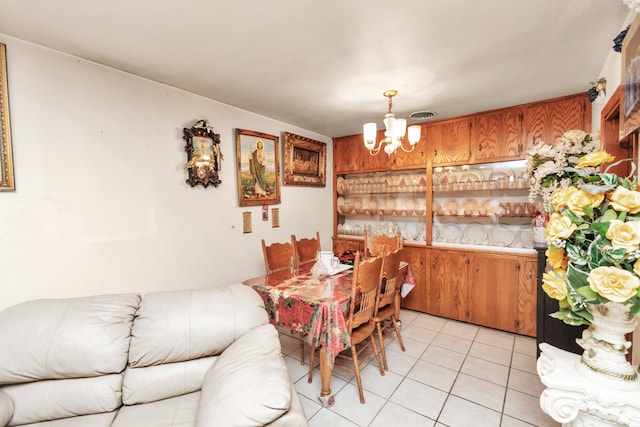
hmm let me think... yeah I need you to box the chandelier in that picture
[363,90,421,156]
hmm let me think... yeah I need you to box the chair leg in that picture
[299,334,305,365]
[370,335,385,376]
[307,343,316,383]
[391,316,406,352]
[351,345,365,404]
[376,321,389,371]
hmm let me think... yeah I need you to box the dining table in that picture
[242,260,413,407]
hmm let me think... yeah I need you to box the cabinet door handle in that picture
[432,260,436,268]
[529,270,533,279]
[475,265,479,272]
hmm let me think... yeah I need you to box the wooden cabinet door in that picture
[429,118,472,165]
[334,132,394,173]
[392,124,428,169]
[400,246,427,312]
[522,94,591,151]
[467,253,520,333]
[332,238,363,254]
[427,248,468,320]
[472,108,522,161]
[517,258,537,337]
[334,135,361,174]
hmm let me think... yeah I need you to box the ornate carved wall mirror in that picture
[183,119,223,188]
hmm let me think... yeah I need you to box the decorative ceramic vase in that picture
[576,302,640,391]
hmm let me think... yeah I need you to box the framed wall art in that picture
[0,43,14,192]
[235,128,281,206]
[283,132,326,187]
[621,16,640,140]
[183,119,222,188]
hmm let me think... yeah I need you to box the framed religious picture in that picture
[283,132,326,187]
[235,129,281,206]
[621,16,640,140]
[0,43,15,192]
[182,119,222,188]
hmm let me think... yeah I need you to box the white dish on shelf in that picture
[368,196,379,212]
[442,221,463,243]
[464,223,488,245]
[488,225,516,247]
[432,223,442,242]
[337,196,345,214]
[337,177,345,195]
[516,228,534,248]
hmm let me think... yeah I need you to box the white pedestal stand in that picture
[537,343,640,426]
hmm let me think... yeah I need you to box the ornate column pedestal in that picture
[538,343,640,426]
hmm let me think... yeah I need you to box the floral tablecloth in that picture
[244,266,353,365]
[243,262,415,366]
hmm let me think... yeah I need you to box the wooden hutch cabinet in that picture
[332,92,591,337]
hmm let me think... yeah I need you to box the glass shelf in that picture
[337,170,426,243]
[431,160,534,249]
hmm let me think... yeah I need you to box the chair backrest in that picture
[364,228,403,258]
[376,247,403,313]
[348,251,385,333]
[291,231,321,266]
[261,239,294,274]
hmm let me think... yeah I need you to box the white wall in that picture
[0,35,334,310]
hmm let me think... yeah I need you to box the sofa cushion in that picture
[122,356,217,405]
[128,284,267,368]
[0,293,140,383]
[196,324,292,427]
[14,412,117,427]
[112,391,200,427]
[0,390,13,426]
[3,374,123,426]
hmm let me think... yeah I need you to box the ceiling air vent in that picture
[409,111,437,120]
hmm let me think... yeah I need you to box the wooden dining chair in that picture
[291,231,321,266]
[261,239,295,274]
[308,251,386,403]
[363,228,403,258]
[261,238,307,364]
[372,247,406,371]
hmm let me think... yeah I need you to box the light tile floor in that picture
[279,309,560,427]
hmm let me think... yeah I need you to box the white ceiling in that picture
[0,1,632,137]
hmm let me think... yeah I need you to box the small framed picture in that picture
[283,132,326,187]
[0,43,14,192]
[235,129,281,206]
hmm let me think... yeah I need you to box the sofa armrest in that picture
[0,390,14,427]
[265,384,309,427]
[196,324,292,427]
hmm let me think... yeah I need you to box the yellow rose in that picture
[546,245,567,269]
[545,213,577,241]
[609,186,640,214]
[606,219,640,251]
[542,270,568,300]
[567,189,604,216]
[576,151,615,168]
[552,186,579,212]
[588,266,640,303]
[634,259,640,277]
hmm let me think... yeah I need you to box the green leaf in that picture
[618,210,628,222]
[601,209,618,222]
[576,286,598,301]
[567,263,589,289]
[591,221,610,237]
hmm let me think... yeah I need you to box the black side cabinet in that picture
[535,245,586,357]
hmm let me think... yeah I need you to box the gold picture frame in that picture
[0,43,14,191]
[236,128,281,206]
[283,132,326,187]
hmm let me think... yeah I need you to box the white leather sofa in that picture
[0,284,308,427]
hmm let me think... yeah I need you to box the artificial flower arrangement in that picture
[525,130,600,213]
[539,148,640,326]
